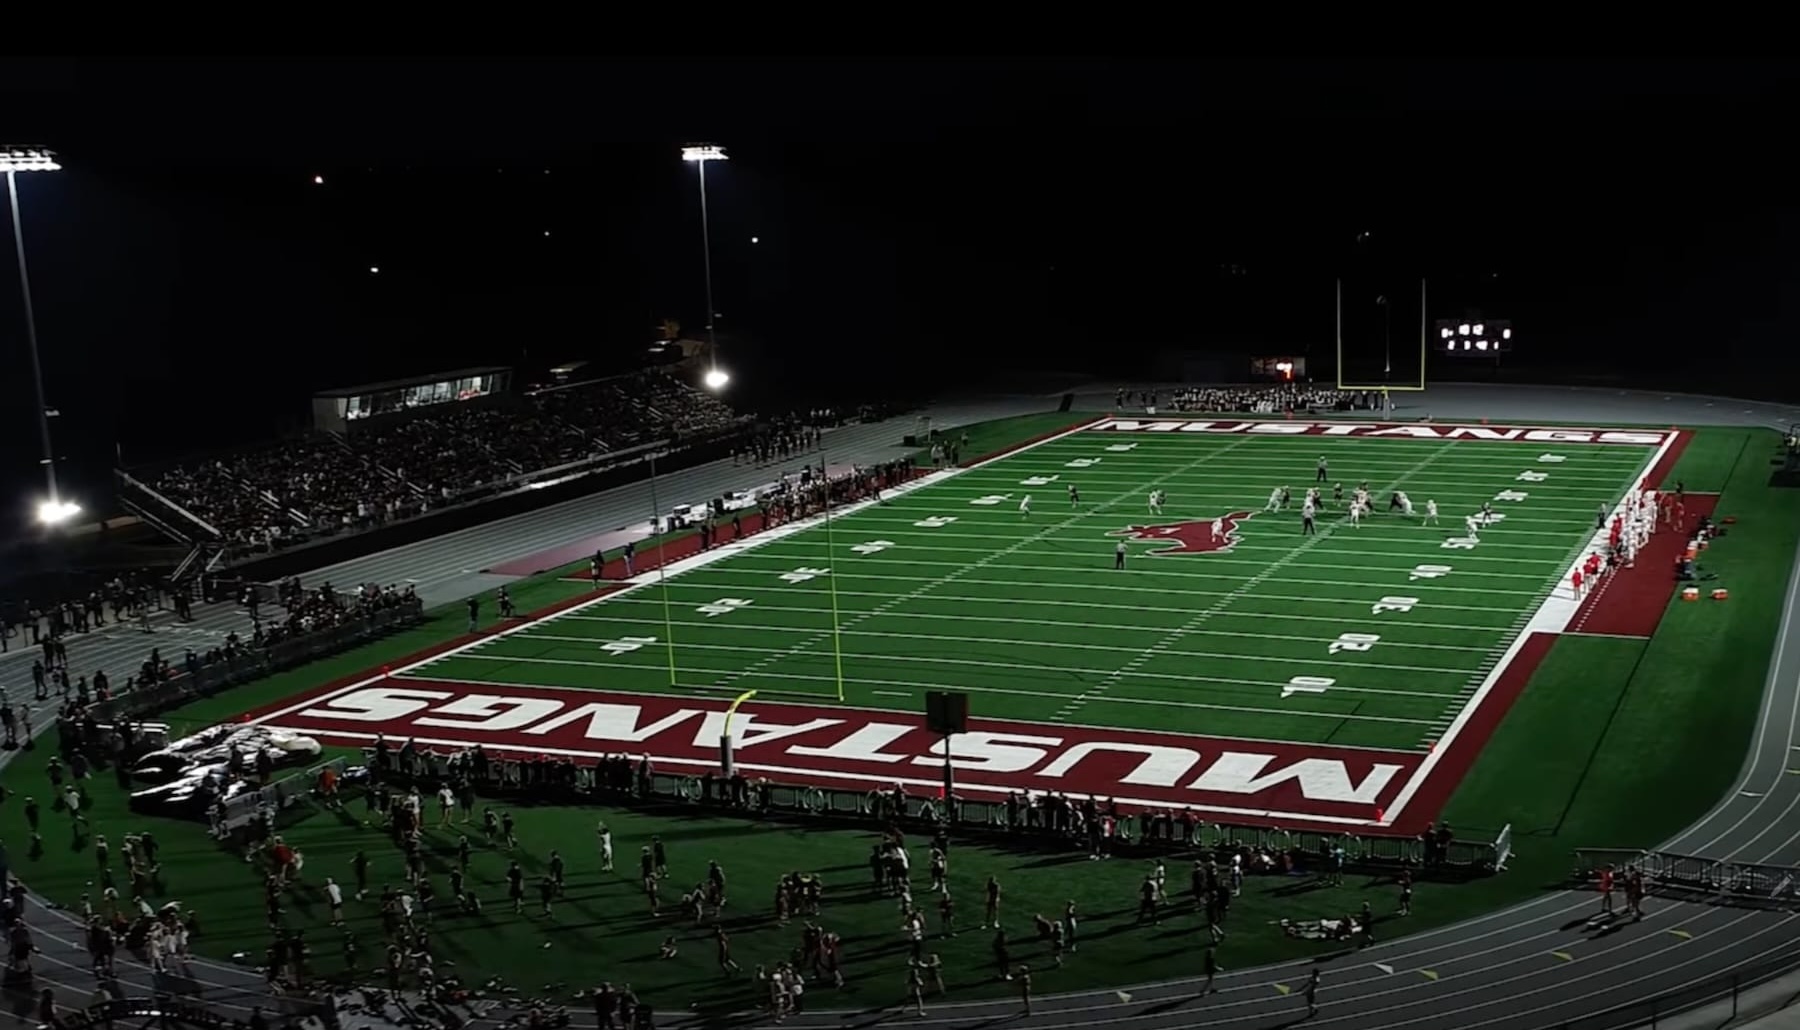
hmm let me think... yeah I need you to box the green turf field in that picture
[359,418,1663,826]
[4,415,1795,1014]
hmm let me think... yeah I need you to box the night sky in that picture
[2,58,1798,529]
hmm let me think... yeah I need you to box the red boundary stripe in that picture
[1403,631,1559,828]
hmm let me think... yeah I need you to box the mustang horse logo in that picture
[1110,511,1257,555]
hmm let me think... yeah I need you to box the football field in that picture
[256,418,1679,832]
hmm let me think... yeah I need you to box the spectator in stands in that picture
[144,370,748,561]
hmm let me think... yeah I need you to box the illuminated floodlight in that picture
[1440,327,1453,339]
[750,236,759,244]
[704,368,730,390]
[313,174,324,185]
[681,145,729,163]
[1476,339,1489,351]
[0,146,60,173]
[1502,328,1513,339]
[36,498,81,525]
[1473,323,1485,336]
[1458,323,1471,336]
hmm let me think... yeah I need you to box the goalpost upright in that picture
[820,444,848,702]
[647,452,680,687]
[1336,277,1430,395]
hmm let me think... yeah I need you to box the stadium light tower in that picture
[681,144,729,391]
[1,146,77,526]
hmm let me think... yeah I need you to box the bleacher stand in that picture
[1123,383,1389,412]
[140,370,751,560]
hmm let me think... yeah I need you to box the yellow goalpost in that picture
[1336,277,1429,396]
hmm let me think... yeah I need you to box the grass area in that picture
[1440,427,1800,902]
[409,423,1651,750]
[1,416,1794,1013]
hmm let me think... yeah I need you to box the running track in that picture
[5,385,1800,1030]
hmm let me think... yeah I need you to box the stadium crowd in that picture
[139,372,745,558]
[1116,385,1392,414]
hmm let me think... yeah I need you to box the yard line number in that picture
[602,636,658,655]
[1283,675,1334,698]
[697,598,755,617]
[1329,632,1380,654]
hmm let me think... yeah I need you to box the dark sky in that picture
[2,58,1798,523]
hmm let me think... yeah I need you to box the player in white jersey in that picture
[1211,517,1225,542]
[1020,495,1032,518]
[1266,487,1283,512]
[1398,492,1415,516]
[1348,501,1363,527]
[1424,499,1439,525]
[1148,490,1163,515]
[1464,514,1481,540]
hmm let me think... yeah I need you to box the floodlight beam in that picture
[685,144,725,381]
[4,147,62,510]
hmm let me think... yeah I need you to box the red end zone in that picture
[243,679,1428,831]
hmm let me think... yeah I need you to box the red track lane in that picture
[555,512,772,582]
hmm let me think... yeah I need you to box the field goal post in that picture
[1335,277,1430,396]
[1493,823,1514,872]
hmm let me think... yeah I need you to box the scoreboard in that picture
[1437,319,1513,355]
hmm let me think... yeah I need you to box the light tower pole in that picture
[680,144,730,390]
[1,145,76,525]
